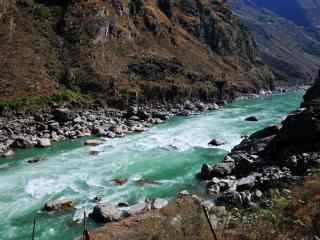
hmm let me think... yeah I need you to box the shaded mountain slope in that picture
[229,0,320,85]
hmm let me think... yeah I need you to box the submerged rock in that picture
[112,178,128,186]
[134,179,161,187]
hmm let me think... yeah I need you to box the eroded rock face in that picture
[0,0,274,104]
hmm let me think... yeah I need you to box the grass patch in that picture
[0,89,92,112]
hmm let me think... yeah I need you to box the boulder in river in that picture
[43,199,74,213]
[245,116,258,122]
[90,203,123,223]
[84,139,103,146]
[152,198,169,209]
[1,149,15,157]
[112,178,128,186]
[37,138,51,148]
[208,139,225,146]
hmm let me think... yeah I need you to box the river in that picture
[0,91,304,239]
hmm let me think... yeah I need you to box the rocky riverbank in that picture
[198,72,320,211]
[1,87,303,159]
[0,100,224,158]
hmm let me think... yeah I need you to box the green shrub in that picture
[33,5,51,20]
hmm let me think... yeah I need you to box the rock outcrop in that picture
[0,0,274,105]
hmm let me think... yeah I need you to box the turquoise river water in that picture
[0,91,304,239]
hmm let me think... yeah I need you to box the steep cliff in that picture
[0,0,274,106]
[229,0,320,85]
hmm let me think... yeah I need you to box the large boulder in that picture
[211,162,235,178]
[13,136,35,148]
[37,138,51,148]
[200,164,213,180]
[52,108,76,123]
[249,125,281,140]
[90,204,123,223]
[152,198,169,210]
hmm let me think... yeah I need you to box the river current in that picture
[0,91,304,239]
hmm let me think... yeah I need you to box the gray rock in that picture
[178,190,190,197]
[49,122,60,131]
[52,108,76,123]
[254,189,263,199]
[236,175,256,191]
[222,191,243,207]
[92,127,105,136]
[178,110,192,117]
[152,111,169,120]
[13,136,35,148]
[200,164,213,180]
[1,149,15,157]
[211,162,235,178]
[208,184,220,196]
[37,138,51,148]
[138,110,151,120]
[90,203,122,223]
[281,189,292,198]
[208,103,220,110]
[117,202,129,207]
[195,102,207,111]
[128,201,150,216]
[208,139,225,146]
[105,131,116,138]
[152,198,169,209]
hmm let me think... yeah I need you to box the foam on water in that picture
[0,91,304,239]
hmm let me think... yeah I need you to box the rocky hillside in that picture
[0,0,274,107]
[228,0,320,85]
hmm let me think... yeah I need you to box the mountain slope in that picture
[0,0,274,106]
[228,0,320,85]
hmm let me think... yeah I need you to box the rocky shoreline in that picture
[0,87,305,159]
[0,100,223,158]
[197,76,320,213]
